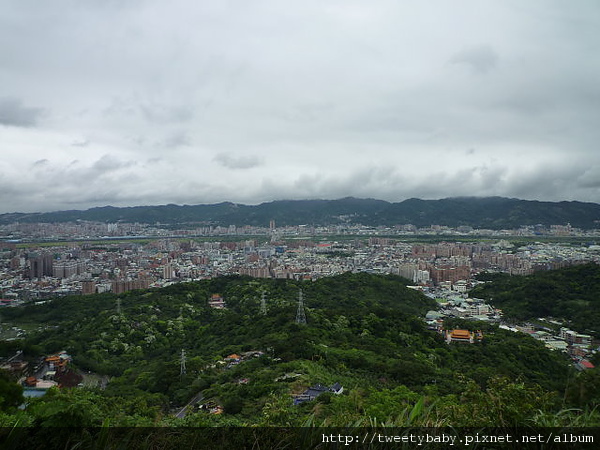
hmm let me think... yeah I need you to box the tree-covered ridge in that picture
[470,263,600,336]
[0,272,591,428]
[4,273,440,381]
[2,196,599,228]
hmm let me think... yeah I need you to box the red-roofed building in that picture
[576,359,595,371]
[209,294,226,309]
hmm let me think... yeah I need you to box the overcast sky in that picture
[1,1,599,213]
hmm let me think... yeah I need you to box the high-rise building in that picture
[111,278,151,294]
[53,260,85,278]
[28,253,53,279]
[163,263,174,279]
[82,281,96,295]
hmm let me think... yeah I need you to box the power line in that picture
[295,289,307,324]
[260,291,267,316]
[180,349,187,377]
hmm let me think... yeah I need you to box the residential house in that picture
[293,382,344,405]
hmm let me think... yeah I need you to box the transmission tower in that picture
[295,289,307,324]
[260,291,267,316]
[180,349,187,377]
[116,298,122,315]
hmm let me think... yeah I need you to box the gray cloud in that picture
[449,44,499,74]
[27,155,138,190]
[162,131,191,149]
[1,1,599,213]
[32,159,50,167]
[576,166,600,189]
[0,97,45,127]
[90,154,136,173]
[71,138,90,147]
[140,103,193,125]
[214,153,263,170]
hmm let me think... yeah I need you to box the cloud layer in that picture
[0,97,45,127]
[1,0,599,213]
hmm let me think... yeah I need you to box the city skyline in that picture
[1,1,600,214]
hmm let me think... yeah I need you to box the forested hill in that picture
[3,273,438,377]
[470,263,600,337]
[2,196,600,228]
[0,272,582,428]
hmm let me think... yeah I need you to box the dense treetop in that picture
[471,263,600,337]
[1,272,591,429]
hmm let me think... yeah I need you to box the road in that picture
[175,392,204,419]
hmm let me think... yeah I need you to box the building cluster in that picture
[424,295,502,330]
[2,219,599,243]
[19,350,83,392]
[523,326,596,371]
[423,291,597,369]
[1,228,600,302]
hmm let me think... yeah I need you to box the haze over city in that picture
[1,0,599,214]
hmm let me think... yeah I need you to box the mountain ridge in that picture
[1,196,599,229]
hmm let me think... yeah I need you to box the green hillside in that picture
[0,272,595,431]
[471,263,600,337]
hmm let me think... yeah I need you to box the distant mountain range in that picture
[2,197,600,229]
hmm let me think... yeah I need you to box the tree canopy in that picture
[1,271,595,429]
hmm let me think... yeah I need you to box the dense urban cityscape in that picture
[0,216,599,437]
[1,220,600,302]
[2,0,599,442]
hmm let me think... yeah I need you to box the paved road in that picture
[175,392,204,419]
